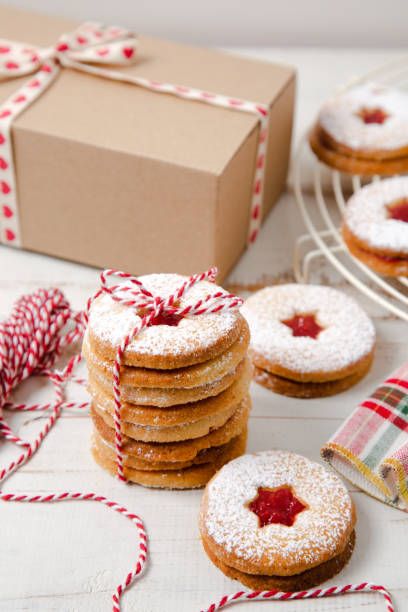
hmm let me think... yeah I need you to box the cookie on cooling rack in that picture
[241,284,375,398]
[309,82,408,175]
[342,176,408,277]
[199,450,356,590]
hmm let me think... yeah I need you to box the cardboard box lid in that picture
[0,6,295,174]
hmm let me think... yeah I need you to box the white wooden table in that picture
[1,48,408,612]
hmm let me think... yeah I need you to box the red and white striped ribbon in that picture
[201,582,395,612]
[0,22,268,248]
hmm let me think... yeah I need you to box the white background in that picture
[4,0,408,47]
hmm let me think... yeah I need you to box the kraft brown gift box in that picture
[0,7,295,280]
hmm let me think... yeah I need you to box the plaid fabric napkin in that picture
[321,362,408,511]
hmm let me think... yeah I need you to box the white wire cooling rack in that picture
[293,55,408,322]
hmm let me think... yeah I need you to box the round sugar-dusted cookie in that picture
[90,395,251,463]
[317,83,408,160]
[93,429,243,471]
[199,450,356,590]
[309,123,408,176]
[93,398,239,443]
[241,284,375,397]
[87,273,245,369]
[83,322,249,388]
[309,83,408,175]
[92,428,247,489]
[343,176,408,277]
[252,362,372,399]
[87,356,250,407]
[202,530,355,591]
[88,358,252,427]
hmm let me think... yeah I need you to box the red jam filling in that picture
[149,312,182,327]
[281,314,323,339]
[387,198,408,223]
[373,253,406,263]
[358,247,408,263]
[249,487,306,527]
[357,107,389,124]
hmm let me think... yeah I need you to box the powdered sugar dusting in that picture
[241,284,375,374]
[319,82,408,151]
[203,450,354,566]
[88,273,240,358]
[344,177,408,253]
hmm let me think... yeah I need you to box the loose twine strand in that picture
[201,582,395,611]
[0,282,147,612]
[0,270,394,611]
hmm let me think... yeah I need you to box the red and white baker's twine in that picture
[0,269,394,611]
[0,283,147,611]
[201,582,395,612]
[0,23,267,248]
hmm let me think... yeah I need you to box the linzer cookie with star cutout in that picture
[241,284,375,398]
[199,450,356,590]
[83,272,252,488]
[309,82,408,175]
[343,176,408,277]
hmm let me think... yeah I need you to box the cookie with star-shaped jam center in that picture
[241,284,375,398]
[199,450,356,590]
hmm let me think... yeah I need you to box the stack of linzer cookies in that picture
[83,273,252,488]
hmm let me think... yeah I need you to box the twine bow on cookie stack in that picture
[84,267,244,482]
[0,23,268,247]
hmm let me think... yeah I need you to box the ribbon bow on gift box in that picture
[322,362,408,511]
[0,22,268,248]
[0,23,138,245]
[0,21,138,78]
